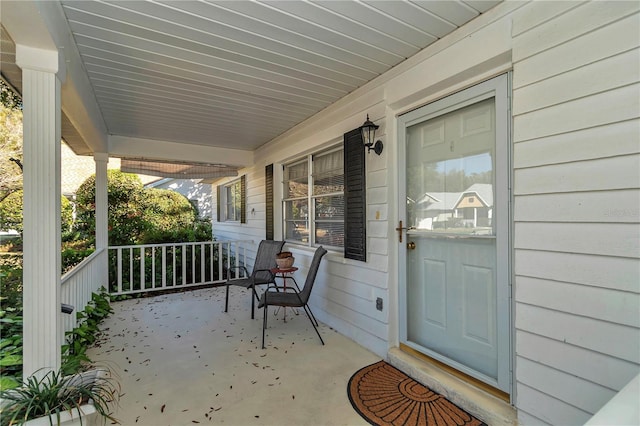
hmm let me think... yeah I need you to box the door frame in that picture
[397,74,512,395]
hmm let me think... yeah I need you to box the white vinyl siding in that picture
[212,168,265,267]
[512,1,640,424]
[213,2,639,422]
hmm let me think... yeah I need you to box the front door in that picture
[398,75,511,393]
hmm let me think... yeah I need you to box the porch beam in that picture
[108,135,254,168]
[16,44,65,380]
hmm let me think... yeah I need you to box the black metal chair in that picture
[224,240,285,319]
[259,246,327,349]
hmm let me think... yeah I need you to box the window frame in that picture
[282,145,344,250]
[217,175,246,223]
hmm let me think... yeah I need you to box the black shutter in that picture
[265,164,274,240]
[344,128,366,261]
[216,185,221,222]
[240,175,247,224]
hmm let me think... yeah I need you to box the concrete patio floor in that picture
[87,286,380,426]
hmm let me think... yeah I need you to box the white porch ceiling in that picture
[1,0,499,162]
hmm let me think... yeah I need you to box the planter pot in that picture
[275,256,295,269]
[24,404,97,426]
[2,369,111,426]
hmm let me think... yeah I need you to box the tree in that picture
[0,81,23,202]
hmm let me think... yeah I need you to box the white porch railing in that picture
[107,240,251,296]
[585,373,640,425]
[60,248,107,344]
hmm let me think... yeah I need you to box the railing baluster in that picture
[152,246,156,289]
[172,245,176,287]
[191,243,195,285]
[217,242,223,281]
[129,247,133,292]
[117,248,123,294]
[227,242,231,273]
[140,246,145,291]
[181,245,186,287]
[200,242,205,284]
[209,242,214,282]
[162,246,167,288]
[236,241,240,277]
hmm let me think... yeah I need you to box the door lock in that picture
[407,241,416,250]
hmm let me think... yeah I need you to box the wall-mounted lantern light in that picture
[360,114,384,155]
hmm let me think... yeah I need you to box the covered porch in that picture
[1,0,507,383]
[87,285,379,425]
[2,1,639,425]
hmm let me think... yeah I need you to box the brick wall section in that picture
[61,143,158,196]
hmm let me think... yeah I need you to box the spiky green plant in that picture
[0,368,120,426]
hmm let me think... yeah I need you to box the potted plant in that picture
[0,367,120,426]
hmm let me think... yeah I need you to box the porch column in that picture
[16,45,66,380]
[94,153,109,286]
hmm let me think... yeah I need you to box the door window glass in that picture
[406,98,495,235]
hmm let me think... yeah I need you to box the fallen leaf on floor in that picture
[161,404,166,413]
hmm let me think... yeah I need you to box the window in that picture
[217,175,246,223]
[283,147,344,248]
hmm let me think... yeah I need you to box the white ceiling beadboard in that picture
[7,1,500,155]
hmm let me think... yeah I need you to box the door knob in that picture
[407,241,416,250]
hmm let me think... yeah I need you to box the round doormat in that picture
[348,361,486,426]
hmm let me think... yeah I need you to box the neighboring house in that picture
[3,1,639,425]
[414,183,493,231]
[61,142,120,201]
[145,178,212,219]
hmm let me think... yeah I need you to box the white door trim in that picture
[397,74,512,394]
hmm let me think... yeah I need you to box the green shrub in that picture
[0,287,113,390]
[0,190,74,234]
[0,257,22,309]
[0,191,21,233]
[61,247,95,275]
[194,217,213,241]
[76,170,149,246]
[61,288,113,375]
[0,312,23,390]
[61,196,73,234]
[76,170,211,247]
[143,188,196,232]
